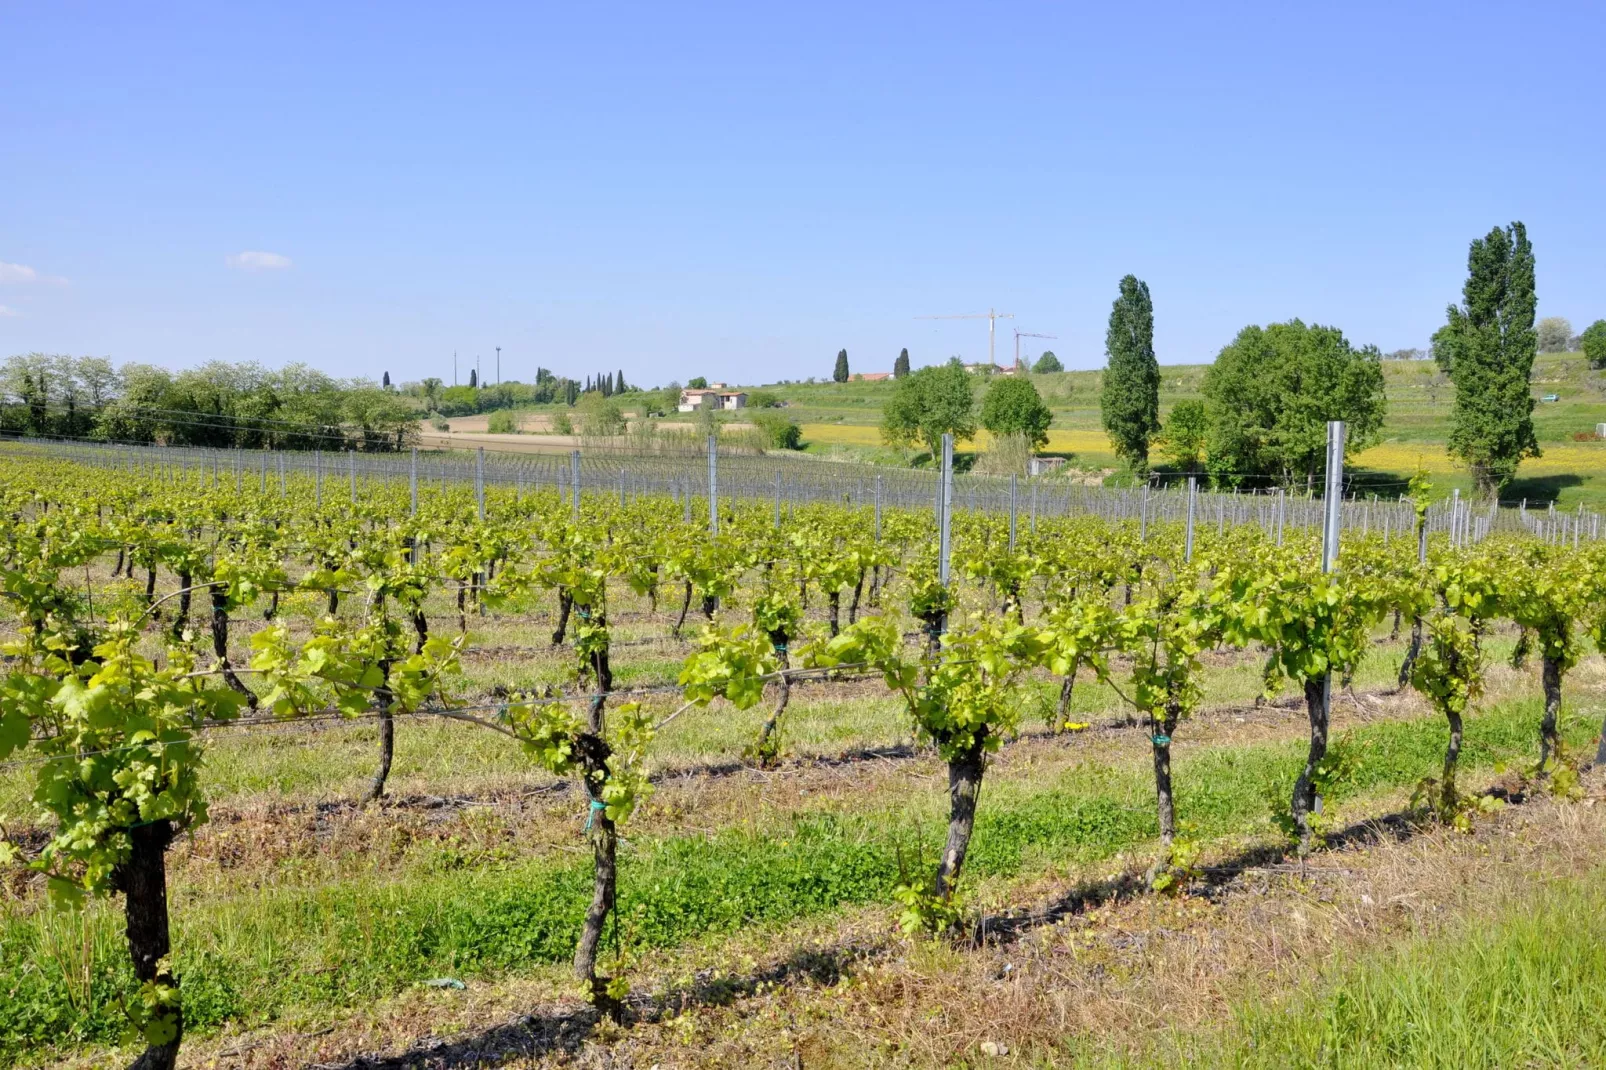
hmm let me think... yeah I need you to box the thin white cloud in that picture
[0,305,19,317]
[0,261,68,285]
[227,250,293,271]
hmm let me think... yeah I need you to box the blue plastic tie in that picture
[583,798,606,831]
[1151,735,1171,746]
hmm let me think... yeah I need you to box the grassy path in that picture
[2,693,1592,1062]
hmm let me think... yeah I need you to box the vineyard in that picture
[2,438,1606,1068]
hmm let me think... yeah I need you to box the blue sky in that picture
[2,1,1601,388]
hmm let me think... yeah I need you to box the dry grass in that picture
[149,768,1606,1070]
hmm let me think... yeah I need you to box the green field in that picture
[753,353,1606,506]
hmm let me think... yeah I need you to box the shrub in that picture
[751,411,802,450]
[551,411,574,435]
[486,410,520,434]
[979,377,1052,450]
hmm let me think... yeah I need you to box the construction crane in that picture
[1013,329,1057,371]
[916,308,1014,368]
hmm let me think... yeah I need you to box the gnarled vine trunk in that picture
[1398,616,1423,689]
[848,570,864,625]
[118,820,182,1070]
[827,590,841,637]
[1540,654,1562,771]
[1441,705,1463,810]
[209,585,256,708]
[934,735,987,901]
[1150,708,1178,850]
[753,638,791,766]
[171,570,192,639]
[551,589,573,646]
[1054,669,1077,731]
[671,581,692,638]
[1291,676,1329,854]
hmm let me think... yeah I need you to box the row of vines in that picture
[1,454,1603,1068]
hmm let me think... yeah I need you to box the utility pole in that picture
[916,308,1015,368]
[453,351,458,386]
[496,346,501,385]
[1012,329,1057,372]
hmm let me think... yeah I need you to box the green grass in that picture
[758,353,1606,505]
[2,695,1590,1061]
[1194,870,1606,1068]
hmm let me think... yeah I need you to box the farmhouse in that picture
[678,388,748,412]
[853,372,893,382]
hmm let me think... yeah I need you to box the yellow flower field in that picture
[803,422,1605,474]
[801,424,1114,454]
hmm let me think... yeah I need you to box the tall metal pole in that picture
[315,449,322,507]
[410,448,418,516]
[1184,476,1197,563]
[570,449,581,523]
[1317,421,1347,818]
[475,447,485,520]
[938,433,954,592]
[874,474,882,541]
[348,449,356,504]
[707,434,718,535]
[1139,478,1150,541]
[1008,473,1018,551]
[1322,422,1346,573]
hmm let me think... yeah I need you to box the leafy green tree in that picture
[751,410,802,450]
[1156,399,1208,471]
[1434,222,1538,496]
[1100,275,1161,472]
[420,377,443,409]
[1537,316,1573,353]
[979,376,1052,450]
[1032,350,1063,373]
[1581,319,1606,370]
[833,349,849,383]
[880,358,976,454]
[687,376,708,389]
[579,393,627,436]
[1202,320,1386,488]
[894,348,911,378]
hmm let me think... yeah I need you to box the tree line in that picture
[1107,221,1583,496]
[0,355,420,451]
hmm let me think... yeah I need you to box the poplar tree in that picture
[833,349,850,382]
[1100,275,1161,472]
[1434,222,1538,496]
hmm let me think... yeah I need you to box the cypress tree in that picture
[1434,221,1538,496]
[894,348,910,378]
[469,368,478,388]
[1100,275,1161,472]
[833,349,850,383]
[616,368,627,393]
[382,371,391,388]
